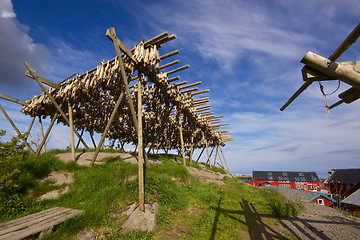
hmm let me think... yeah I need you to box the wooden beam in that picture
[91,91,124,166]
[166,64,189,75]
[144,32,169,47]
[180,87,198,94]
[155,34,177,46]
[0,93,28,106]
[106,27,135,61]
[25,116,36,140]
[24,62,89,149]
[196,146,206,162]
[36,111,60,156]
[68,102,76,161]
[160,50,180,60]
[38,117,46,153]
[179,122,186,166]
[329,23,360,61]
[191,89,210,96]
[179,81,202,90]
[137,78,145,212]
[168,76,180,82]
[157,60,180,70]
[301,51,360,90]
[25,71,61,89]
[0,104,35,155]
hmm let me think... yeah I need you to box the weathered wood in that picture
[24,62,89,149]
[25,70,61,89]
[106,28,134,61]
[301,51,360,90]
[137,79,145,212]
[191,89,210,96]
[144,32,169,47]
[160,49,180,60]
[196,146,206,162]
[89,132,97,149]
[178,81,202,90]
[158,60,180,70]
[155,34,177,46]
[167,76,180,82]
[179,121,186,166]
[189,136,194,164]
[68,102,76,161]
[36,111,59,156]
[25,116,36,141]
[0,104,35,155]
[90,91,124,166]
[180,87,198,94]
[0,207,84,240]
[329,23,360,61]
[0,93,28,106]
[166,64,189,75]
[76,129,84,149]
[38,117,46,153]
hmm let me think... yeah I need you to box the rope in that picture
[318,80,340,118]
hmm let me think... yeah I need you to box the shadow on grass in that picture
[210,198,289,240]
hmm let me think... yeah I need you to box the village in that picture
[237,168,360,212]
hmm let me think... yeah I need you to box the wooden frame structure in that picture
[281,23,360,111]
[0,28,233,212]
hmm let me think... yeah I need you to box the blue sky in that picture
[0,0,359,177]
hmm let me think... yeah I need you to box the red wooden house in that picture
[326,168,360,200]
[245,171,321,191]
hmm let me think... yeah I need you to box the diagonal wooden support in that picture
[24,62,89,149]
[106,28,150,167]
[219,146,233,177]
[0,104,35,155]
[25,116,36,141]
[36,108,61,156]
[76,129,84,149]
[196,146,206,162]
[90,90,124,166]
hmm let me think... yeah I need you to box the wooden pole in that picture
[90,132,97,149]
[219,146,233,177]
[189,136,194,164]
[76,129,84,149]
[214,146,219,166]
[90,91,124,166]
[196,146,206,162]
[0,104,35,155]
[25,116,36,140]
[24,62,89,149]
[137,78,145,212]
[68,102,76,161]
[179,121,186,166]
[205,138,212,168]
[36,111,60,156]
[38,117,46,153]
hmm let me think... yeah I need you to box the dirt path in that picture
[280,202,360,239]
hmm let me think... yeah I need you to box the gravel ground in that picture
[280,201,360,239]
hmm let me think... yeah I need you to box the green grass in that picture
[0,151,301,239]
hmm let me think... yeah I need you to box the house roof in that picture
[307,193,337,203]
[342,188,360,206]
[253,171,320,182]
[328,168,360,185]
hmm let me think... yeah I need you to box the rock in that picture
[40,171,74,185]
[122,202,138,216]
[121,202,158,233]
[39,190,61,200]
[77,230,96,240]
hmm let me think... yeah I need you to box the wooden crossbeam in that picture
[191,89,209,96]
[158,60,180,70]
[168,76,180,82]
[160,49,180,60]
[166,65,189,75]
[0,93,28,106]
[25,71,61,89]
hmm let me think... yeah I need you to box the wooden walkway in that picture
[0,207,84,240]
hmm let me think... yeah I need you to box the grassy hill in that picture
[0,145,302,239]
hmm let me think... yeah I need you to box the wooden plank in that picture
[0,93,28,106]
[0,208,84,240]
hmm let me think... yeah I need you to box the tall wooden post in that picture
[38,117,46,153]
[189,136,194,164]
[68,102,76,161]
[137,78,145,212]
[179,120,186,166]
[25,116,36,140]
[204,135,211,168]
[219,146,233,176]
[213,145,218,166]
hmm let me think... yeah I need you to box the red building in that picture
[326,168,360,200]
[245,171,321,191]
